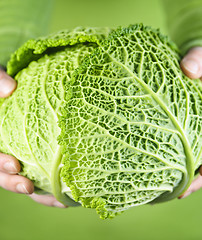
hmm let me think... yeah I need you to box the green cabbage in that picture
[0,24,201,219]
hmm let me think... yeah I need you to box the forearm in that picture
[0,0,53,67]
[162,0,202,55]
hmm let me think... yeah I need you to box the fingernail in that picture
[178,191,191,199]
[16,183,29,194]
[53,201,67,208]
[182,59,199,74]
[0,75,17,97]
[3,161,18,173]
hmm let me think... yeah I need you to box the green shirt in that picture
[0,0,53,66]
[0,0,202,66]
[162,0,202,55]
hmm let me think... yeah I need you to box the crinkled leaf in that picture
[59,24,202,218]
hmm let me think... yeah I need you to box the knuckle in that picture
[0,173,33,194]
[0,173,13,190]
[0,70,4,79]
[0,153,20,173]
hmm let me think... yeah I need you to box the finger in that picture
[0,69,17,98]
[0,153,21,174]
[29,193,67,208]
[180,46,202,79]
[178,175,202,199]
[199,165,202,176]
[0,171,34,194]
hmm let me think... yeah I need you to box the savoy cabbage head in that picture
[0,24,201,219]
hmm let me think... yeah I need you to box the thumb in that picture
[178,166,202,199]
[180,47,202,79]
[0,68,17,98]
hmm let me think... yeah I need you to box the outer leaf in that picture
[60,24,202,218]
[0,27,110,206]
[7,27,110,76]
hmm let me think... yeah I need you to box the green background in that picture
[1,0,202,239]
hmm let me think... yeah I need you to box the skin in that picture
[0,68,67,208]
[179,47,202,199]
[0,46,202,204]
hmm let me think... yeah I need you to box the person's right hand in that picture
[0,68,66,208]
[0,70,33,194]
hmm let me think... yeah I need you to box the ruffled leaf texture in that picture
[59,25,202,219]
[0,24,201,219]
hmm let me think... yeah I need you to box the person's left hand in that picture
[179,46,202,199]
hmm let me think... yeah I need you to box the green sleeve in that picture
[162,0,202,55]
[0,0,53,67]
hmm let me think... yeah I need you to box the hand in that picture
[0,68,66,208]
[179,47,202,199]
[180,46,202,79]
